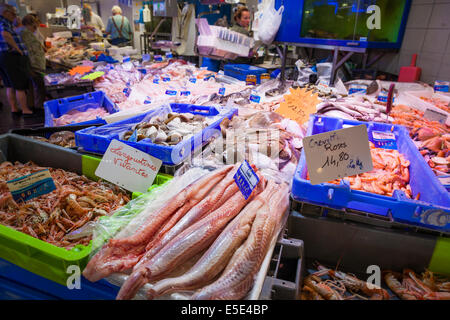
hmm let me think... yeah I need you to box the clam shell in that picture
[432,156,449,165]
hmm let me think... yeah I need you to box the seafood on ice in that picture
[316,95,393,123]
[83,165,289,300]
[0,162,130,249]
[46,43,94,66]
[211,111,305,183]
[419,96,450,114]
[53,106,109,126]
[391,104,450,176]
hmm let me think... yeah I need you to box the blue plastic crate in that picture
[224,64,267,84]
[201,57,221,72]
[44,91,119,127]
[75,104,238,166]
[292,115,450,233]
[0,258,119,300]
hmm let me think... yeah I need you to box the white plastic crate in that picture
[196,21,253,59]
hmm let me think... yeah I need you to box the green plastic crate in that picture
[0,134,172,286]
[131,173,173,199]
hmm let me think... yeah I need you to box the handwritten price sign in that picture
[7,169,56,203]
[275,88,320,125]
[95,140,162,193]
[303,125,373,185]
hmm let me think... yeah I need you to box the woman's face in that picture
[238,11,250,28]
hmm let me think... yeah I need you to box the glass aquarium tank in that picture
[275,0,412,49]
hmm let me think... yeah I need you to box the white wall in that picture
[375,0,450,84]
[98,0,119,26]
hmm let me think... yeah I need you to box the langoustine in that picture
[116,172,266,300]
[384,269,450,300]
[191,181,289,300]
[82,165,233,282]
[146,180,279,299]
[0,161,129,250]
[315,263,389,300]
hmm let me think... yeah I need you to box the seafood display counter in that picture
[0,134,169,286]
[2,54,450,302]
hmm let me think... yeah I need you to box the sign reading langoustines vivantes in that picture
[95,140,162,193]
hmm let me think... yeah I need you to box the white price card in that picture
[95,140,162,193]
[303,125,374,185]
[424,108,448,125]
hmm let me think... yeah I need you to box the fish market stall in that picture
[0,0,450,307]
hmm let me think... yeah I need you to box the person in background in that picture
[230,6,251,37]
[19,15,45,109]
[13,15,21,28]
[0,4,33,116]
[30,13,45,45]
[106,5,132,46]
[82,3,105,37]
[229,6,257,64]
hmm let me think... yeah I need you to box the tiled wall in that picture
[376,0,450,84]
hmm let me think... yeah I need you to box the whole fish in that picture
[191,182,289,300]
[116,174,266,300]
[82,165,233,282]
[147,181,279,299]
[141,165,241,261]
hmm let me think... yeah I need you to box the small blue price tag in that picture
[349,88,367,95]
[165,52,173,59]
[180,91,191,96]
[154,55,163,62]
[165,90,177,96]
[123,56,131,62]
[233,160,259,200]
[218,87,225,95]
[434,83,449,93]
[7,169,56,203]
[143,96,152,104]
[138,68,147,75]
[249,94,261,103]
[372,131,397,150]
[203,73,215,81]
[153,78,160,84]
[128,130,138,142]
[123,87,131,97]
[162,77,171,82]
[189,78,197,84]
[377,91,395,103]
[142,54,150,62]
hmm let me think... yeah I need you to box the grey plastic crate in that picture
[259,237,304,300]
[288,210,438,275]
[0,134,82,173]
[291,198,449,237]
[286,210,450,299]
